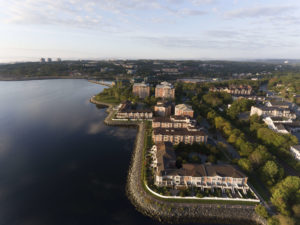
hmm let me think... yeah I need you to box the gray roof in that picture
[291,145,300,151]
[156,142,177,176]
[160,163,246,178]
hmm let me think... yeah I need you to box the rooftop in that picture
[254,105,292,112]
[133,82,149,87]
[269,100,290,107]
[158,163,246,178]
[291,145,300,151]
[153,127,206,136]
[156,81,174,89]
[153,115,191,123]
[175,104,193,111]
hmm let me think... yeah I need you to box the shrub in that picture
[255,204,268,219]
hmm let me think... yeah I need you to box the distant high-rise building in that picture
[40,58,45,63]
[132,83,150,99]
[57,58,62,62]
[155,81,175,99]
[47,58,52,63]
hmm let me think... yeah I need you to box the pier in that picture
[88,80,113,87]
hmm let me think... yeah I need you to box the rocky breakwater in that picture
[126,122,266,225]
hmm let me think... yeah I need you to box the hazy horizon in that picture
[1,0,300,62]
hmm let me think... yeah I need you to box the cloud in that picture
[190,0,218,5]
[135,32,296,50]
[0,0,211,29]
[225,5,296,19]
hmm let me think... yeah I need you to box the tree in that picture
[207,110,217,122]
[267,216,279,225]
[261,160,282,186]
[271,176,300,216]
[292,204,300,218]
[238,158,253,173]
[227,98,255,119]
[227,133,238,144]
[277,214,296,225]
[196,115,203,124]
[249,146,272,168]
[207,155,216,163]
[255,204,268,219]
[239,141,254,157]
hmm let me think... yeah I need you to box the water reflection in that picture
[0,80,144,225]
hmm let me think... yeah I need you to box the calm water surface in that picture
[0,79,218,225]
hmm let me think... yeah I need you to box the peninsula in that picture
[89,74,299,224]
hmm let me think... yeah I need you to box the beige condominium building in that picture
[175,104,194,118]
[152,127,207,145]
[154,101,172,117]
[132,83,150,99]
[152,115,195,129]
[155,81,175,99]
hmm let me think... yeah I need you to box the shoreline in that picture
[0,76,114,82]
[89,95,266,225]
[0,76,90,81]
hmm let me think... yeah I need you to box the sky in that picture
[0,0,300,62]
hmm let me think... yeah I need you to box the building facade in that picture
[175,104,194,118]
[155,81,175,99]
[250,106,296,119]
[154,101,172,117]
[152,116,195,129]
[209,85,253,96]
[152,127,207,145]
[150,143,249,192]
[132,83,150,99]
[116,101,153,119]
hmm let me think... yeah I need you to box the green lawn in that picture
[95,94,120,104]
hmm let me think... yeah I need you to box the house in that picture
[116,101,152,119]
[152,127,207,145]
[285,121,300,133]
[175,104,194,118]
[250,106,296,119]
[155,81,175,99]
[151,144,248,192]
[209,85,253,96]
[263,117,292,134]
[265,100,290,109]
[152,116,196,129]
[290,145,300,161]
[132,83,150,99]
[162,68,180,75]
[150,142,176,171]
[154,101,172,117]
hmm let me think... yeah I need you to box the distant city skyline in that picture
[0,0,300,62]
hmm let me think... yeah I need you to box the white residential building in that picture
[151,143,249,192]
[290,145,300,161]
[250,106,296,119]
